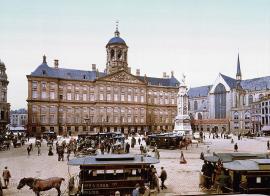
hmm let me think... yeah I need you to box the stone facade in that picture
[0,60,10,131]
[10,108,28,127]
[188,55,270,134]
[27,28,179,135]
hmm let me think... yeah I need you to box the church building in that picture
[188,54,270,134]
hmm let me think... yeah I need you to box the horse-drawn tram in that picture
[223,159,270,194]
[200,152,270,194]
[146,133,182,149]
[68,154,159,196]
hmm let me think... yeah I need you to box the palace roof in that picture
[30,62,180,87]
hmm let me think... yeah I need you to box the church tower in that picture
[236,53,243,90]
[106,23,129,74]
[236,53,242,81]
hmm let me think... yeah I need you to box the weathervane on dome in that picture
[115,20,120,37]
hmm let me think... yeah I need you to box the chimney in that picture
[171,71,174,77]
[96,69,99,78]
[54,59,59,68]
[163,72,167,78]
[92,64,96,71]
[136,69,140,76]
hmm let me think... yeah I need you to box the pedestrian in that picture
[138,137,141,145]
[27,145,31,156]
[155,148,160,159]
[234,143,238,152]
[140,144,144,154]
[159,167,167,190]
[132,183,140,196]
[67,151,70,161]
[267,140,270,150]
[125,142,130,153]
[206,145,210,154]
[200,152,205,160]
[180,151,187,164]
[37,146,41,156]
[2,167,11,188]
[48,145,53,156]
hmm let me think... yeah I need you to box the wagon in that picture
[68,154,159,196]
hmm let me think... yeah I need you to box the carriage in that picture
[146,133,182,149]
[68,154,159,196]
[200,152,269,194]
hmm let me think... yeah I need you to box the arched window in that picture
[198,113,203,120]
[214,83,226,119]
[248,95,253,104]
[194,101,198,110]
[234,112,239,120]
[244,112,250,120]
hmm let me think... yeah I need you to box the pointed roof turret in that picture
[236,53,242,80]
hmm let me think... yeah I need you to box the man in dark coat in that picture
[159,167,167,190]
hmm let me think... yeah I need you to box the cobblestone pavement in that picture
[0,134,269,195]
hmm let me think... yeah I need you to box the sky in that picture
[0,0,270,110]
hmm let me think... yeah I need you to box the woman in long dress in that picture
[180,151,187,164]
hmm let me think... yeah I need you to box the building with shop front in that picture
[0,60,10,131]
[27,27,179,135]
[188,54,270,134]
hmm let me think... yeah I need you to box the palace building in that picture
[188,54,270,134]
[27,27,179,135]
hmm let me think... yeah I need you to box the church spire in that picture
[236,53,242,81]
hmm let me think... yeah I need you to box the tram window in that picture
[256,177,261,183]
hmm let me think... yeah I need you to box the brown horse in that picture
[17,177,65,196]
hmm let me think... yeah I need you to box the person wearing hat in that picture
[2,166,11,188]
[159,167,167,190]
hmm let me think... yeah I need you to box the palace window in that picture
[49,115,55,124]
[83,93,87,101]
[121,94,125,101]
[50,91,55,99]
[128,94,131,102]
[99,94,104,101]
[40,115,46,124]
[107,94,111,101]
[141,95,144,103]
[41,91,47,99]
[132,95,136,102]
[90,94,94,101]
[114,94,118,101]
[75,93,80,101]
[32,90,38,99]
[32,81,38,89]
[67,92,72,100]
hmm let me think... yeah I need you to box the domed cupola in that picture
[106,23,129,74]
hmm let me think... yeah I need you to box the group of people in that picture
[201,160,230,192]
[131,165,168,196]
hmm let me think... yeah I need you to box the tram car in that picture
[223,159,270,194]
[200,152,269,194]
[146,133,182,149]
[68,154,159,196]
